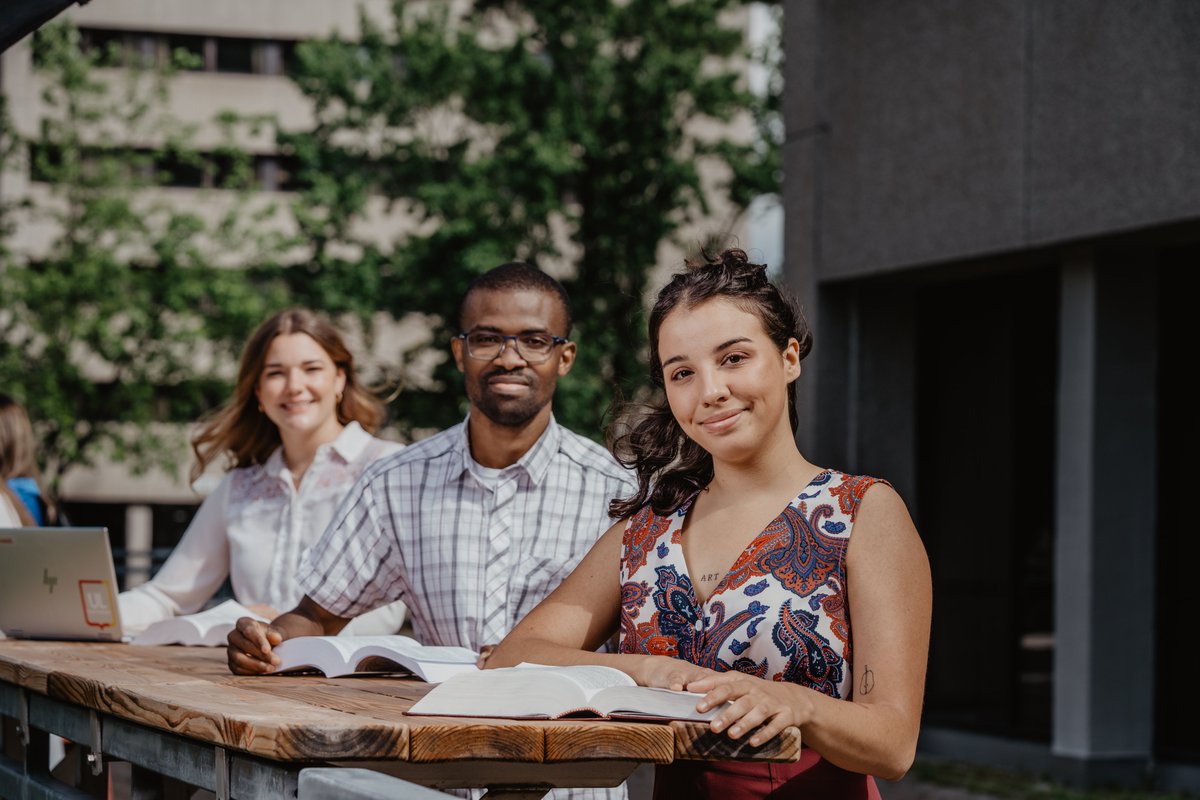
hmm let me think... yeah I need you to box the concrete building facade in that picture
[782,0,1198,789]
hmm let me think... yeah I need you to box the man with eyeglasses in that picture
[228,263,636,685]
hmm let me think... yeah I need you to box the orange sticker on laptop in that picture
[79,580,116,629]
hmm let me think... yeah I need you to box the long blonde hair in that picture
[190,309,385,483]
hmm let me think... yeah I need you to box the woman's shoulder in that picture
[625,492,695,525]
[806,469,889,517]
[0,491,22,526]
[619,496,691,551]
[224,459,282,505]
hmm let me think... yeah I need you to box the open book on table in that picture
[130,600,269,647]
[271,635,479,681]
[406,663,719,722]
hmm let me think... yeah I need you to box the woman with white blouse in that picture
[0,487,21,527]
[119,309,406,636]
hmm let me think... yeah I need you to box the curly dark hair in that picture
[608,248,812,518]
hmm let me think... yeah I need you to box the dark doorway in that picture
[1154,251,1200,762]
[915,266,1058,741]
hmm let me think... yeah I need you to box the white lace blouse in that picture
[0,492,21,527]
[119,422,406,636]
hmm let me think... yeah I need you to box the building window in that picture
[29,145,301,194]
[215,37,255,74]
[164,33,206,69]
[76,28,299,77]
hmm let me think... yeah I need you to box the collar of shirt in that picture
[263,421,372,484]
[455,413,562,489]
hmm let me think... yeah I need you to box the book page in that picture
[407,666,718,721]
[594,685,719,722]
[407,667,585,717]
[308,636,372,662]
[130,600,267,647]
[515,663,635,699]
[336,636,477,664]
[186,600,266,635]
[273,636,478,678]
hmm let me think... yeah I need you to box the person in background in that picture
[488,250,932,799]
[119,308,407,636]
[0,483,23,526]
[0,394,55,526]
[227,265,636,800]
[226,263,635,662]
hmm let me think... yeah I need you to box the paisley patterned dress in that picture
[618,469,887,799]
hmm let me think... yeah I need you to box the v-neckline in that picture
[676,469,832,608]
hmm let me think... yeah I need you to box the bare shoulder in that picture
[588,517,633,562]
[855,480,910,526]
[849,481,927,566]
[603,516,630,540]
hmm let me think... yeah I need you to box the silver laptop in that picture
[0,528,124,641]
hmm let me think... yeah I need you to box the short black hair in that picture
[457,262,573,335]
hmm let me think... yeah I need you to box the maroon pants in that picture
[652,749,881,800]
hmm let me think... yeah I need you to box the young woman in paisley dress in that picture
[490,250,932,798]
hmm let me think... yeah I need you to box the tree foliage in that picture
[0,4,779,490]
[0,22,288,490]
[282,0,781,438]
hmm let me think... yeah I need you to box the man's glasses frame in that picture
[456,331,569,364]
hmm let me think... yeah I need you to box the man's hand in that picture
[227,617,284,674]
[224,596,350,675]
[476,644,496,669]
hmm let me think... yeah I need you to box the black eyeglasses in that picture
[456,331,569,364]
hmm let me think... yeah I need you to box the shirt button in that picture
[694,619,703,632]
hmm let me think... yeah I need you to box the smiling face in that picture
[254,332,347,444]
[451,287,576,428]
[657,297,801,464]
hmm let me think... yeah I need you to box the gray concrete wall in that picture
[781,0,1177,783]
[783,0,1200,287]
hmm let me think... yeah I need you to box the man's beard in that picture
[471,369,547,427]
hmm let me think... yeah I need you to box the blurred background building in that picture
[1,1,777,588]
[782,0,1197,791]
[1,0,400,585]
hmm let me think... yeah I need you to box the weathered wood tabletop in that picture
[0,640,800,796]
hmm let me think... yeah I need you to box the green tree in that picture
[0,21,289,490]
[282,0,780,438]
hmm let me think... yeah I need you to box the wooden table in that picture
[0,641,801,799]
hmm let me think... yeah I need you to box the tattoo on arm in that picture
[860,665,875,695]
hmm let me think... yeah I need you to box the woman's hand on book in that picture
[687,672,811,747]
[633,655,718,691]
[227,617,283,674]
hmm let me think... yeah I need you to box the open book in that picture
[271,635,478,682]
[130,600,269,647]
[407,663,719,722]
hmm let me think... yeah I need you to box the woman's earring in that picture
[336,391,344,404]
[257,403,264,412]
